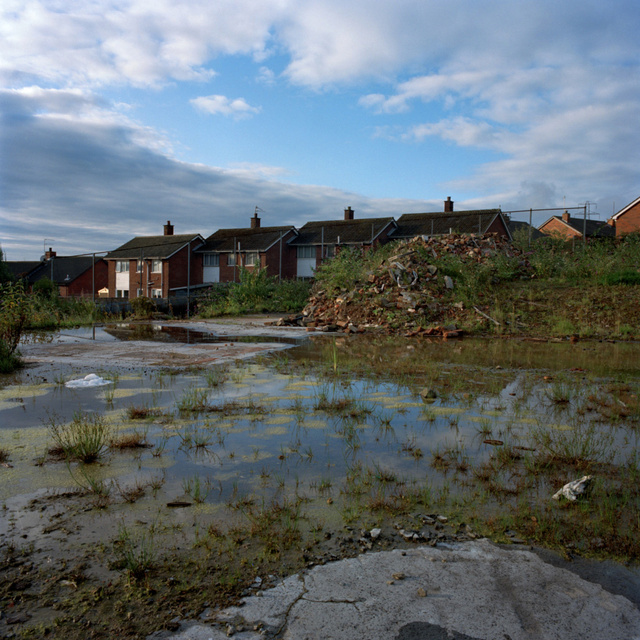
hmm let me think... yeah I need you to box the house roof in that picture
[290,217,396,246]
[610,195,640,221]
[392,210,506,239]
[6,261,43,279]
[538,216,615,238]
[508,220,546,242]
[105,234,205,260]
[196,226,297,253]
[27,256,103,285]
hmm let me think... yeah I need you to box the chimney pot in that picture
[344,206,354,221]
[251,212,261,229]
[444,197,454,213]
[164,220,174,236]
[562,211,570,223]
[45,248,56,260]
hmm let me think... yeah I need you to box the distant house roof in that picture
[290,217,396,246]
[6,261,42,280]
[508,220,545,242]
[538,215,615,238]
[27,256,103,285]
[196,226,297,253]
[610,195,640,221]
[105,234,205,260]
[392,210,508,239]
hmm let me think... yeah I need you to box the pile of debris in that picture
[278,233,531,335]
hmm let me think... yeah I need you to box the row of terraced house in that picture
[8,195,640,300]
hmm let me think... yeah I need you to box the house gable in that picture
[609,196,640,236]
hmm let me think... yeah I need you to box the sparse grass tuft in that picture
[47,411,111,463]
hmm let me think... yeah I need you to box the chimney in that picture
[344,206,354,221]
[444,196,454,212]
[44,247,56,260]
[164,220,174,236]
[251,212,261,229]
[562,211,570,223]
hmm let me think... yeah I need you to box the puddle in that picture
[1,326,640,630]
[51,323,305,346]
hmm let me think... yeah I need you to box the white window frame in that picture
[116,289,129,298]
[116,260,129,273]
[227,254,236,267]
[297,246,315,259]
[203,253,219,267]
[245,252,259,267]
[151,288,162,299]
[151,259,162,273]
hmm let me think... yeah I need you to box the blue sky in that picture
[1,0,639,260]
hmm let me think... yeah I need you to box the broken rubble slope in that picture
[294,233,531,335]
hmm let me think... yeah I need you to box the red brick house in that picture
[10,250,108,298]
[608,196,640,236]
[104,222,204,299]
[290,207,397,278]
[538,211,614,240]
[196,213,298,283]
[391,197,512,241]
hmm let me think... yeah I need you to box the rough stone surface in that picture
[151,540,640,640]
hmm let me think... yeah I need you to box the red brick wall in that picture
[65,260,108,297]
[486,217,510,238]
[615,202,640,235]
[263,232,297,279]
[539,217,581,239]
[166,245,203,296]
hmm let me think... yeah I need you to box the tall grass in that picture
[47,411,111,462]
[197,267,311,316]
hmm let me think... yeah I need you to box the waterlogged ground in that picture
[1,320,640,638]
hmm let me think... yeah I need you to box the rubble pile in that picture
[278,233,531,336]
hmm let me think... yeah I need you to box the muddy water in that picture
[1,326,640,592]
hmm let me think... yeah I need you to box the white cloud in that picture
[190,94,261,118]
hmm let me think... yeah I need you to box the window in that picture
[323,245,335,258]
[151,289,162,299]
[203,253,219,267]
[137,288,144,297]
[245,252,259,267]
[136,259,143,273]
[227,254,236,267]
[116,289,129,298]
[116,260,129,273]
[151,259,162,273]
[297,246,315,259]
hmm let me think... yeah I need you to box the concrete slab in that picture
[149,539,640,640]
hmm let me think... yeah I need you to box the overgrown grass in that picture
[197,267,311,317]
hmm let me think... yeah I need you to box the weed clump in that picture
[47,411,111,462]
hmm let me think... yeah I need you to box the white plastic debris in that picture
[65,373,113,388]
[552,475,593,501]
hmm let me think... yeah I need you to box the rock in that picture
[420,388,438,401]
[370,528,382,540]
[444,275,454,289]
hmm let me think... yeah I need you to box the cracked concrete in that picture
[148,539,640,640]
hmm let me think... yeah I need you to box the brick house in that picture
[290,207,397,278]
[104,222,204,299]
[538,211,615,240]
[608,196,640,236]
[391,197,512,241]
[196,213,298,283]
[8,250,108,298]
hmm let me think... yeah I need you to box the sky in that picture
[1,0,639,260]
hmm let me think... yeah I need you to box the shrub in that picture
[130,296,157,318]
[0,281,29,355]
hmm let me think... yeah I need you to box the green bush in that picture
[198,269,311,317]
[130,296,157,318]
[0,281,29,355]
